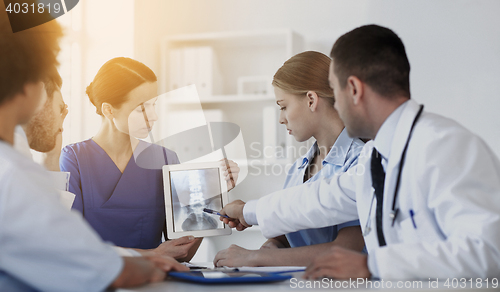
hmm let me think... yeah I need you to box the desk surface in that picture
[118,271,500,292]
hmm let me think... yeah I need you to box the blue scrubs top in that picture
[284,129,364,248]
[60,139,180,249]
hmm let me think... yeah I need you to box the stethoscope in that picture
[363,104,424,237]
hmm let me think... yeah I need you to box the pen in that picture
[409,209,417,229]
[203,208,230,218]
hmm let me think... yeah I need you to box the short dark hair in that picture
[330,24,411,98]
[0,3,63,105]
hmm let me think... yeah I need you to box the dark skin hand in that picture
[109,255,189,289]
[304,246,371,280]
[213,227,364,267]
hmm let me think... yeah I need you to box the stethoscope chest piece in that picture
[363,226,372,236]
[390,208,399,226]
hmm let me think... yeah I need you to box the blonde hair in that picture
[272,51,335,105]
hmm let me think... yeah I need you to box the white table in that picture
[118,270,500,292]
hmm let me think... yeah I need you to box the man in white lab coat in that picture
[14,69,202,259]
[0,7,188,291]
[219,24,500,280]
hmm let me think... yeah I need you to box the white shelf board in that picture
[232,159,291,167]
[242,225,261,232]
[166,94,275,105]
[161,29,297,47]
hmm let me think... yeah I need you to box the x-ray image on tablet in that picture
[163,162,231,239]
[170,168,224,232]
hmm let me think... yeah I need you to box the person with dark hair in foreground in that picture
[219,25,500,279]
[0,5,188,292]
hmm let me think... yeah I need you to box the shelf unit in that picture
[165,94,275,105]
[159,29,304,95]
[159,30,305,262]
[159,29,305,164]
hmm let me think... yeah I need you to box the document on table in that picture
[185,262,305,273]
[236,266,306,273]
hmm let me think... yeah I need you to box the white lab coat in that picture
[12,126,141,258]
[0,142,123,292]
[254,99,500,279]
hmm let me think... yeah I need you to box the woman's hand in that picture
[260,238,286,249]
[220,159,240,191]
[145,236,201,260]
[304,246,371,280]
[213,244,259,267]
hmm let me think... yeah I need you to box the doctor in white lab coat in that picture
[219,24,500,280]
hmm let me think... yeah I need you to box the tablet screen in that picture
[169,168,224,232]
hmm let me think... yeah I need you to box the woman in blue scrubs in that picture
[61,57,238,259]
[214,51,365,267]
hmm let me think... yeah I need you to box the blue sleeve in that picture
[60,146,84,214]
[164,148,180,165]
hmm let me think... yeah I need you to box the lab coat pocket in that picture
[399,215,419,243]
[398,211,442,244]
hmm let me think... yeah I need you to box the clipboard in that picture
[168,270,292,284]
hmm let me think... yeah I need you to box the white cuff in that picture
[243,200,259,226]
[113,246,142,257]
[367,253,380,279]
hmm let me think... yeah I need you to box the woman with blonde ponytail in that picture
[214,51,365,267]
[61,57,239,261]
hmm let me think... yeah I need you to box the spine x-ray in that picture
[170,168,224,232]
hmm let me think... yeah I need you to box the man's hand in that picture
[220,159,240,191]
[213,244,258,267]
[304,246,371,280]
[110,255,190,288]
[219,200,250,231]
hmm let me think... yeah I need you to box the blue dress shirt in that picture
[284,129,364,247]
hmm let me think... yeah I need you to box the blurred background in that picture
[54,0,500,262]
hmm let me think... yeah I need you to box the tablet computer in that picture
[168,271,292,284]
[163,162,232,239]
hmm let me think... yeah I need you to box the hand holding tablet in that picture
[163,162,233,239]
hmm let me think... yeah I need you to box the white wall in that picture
[134,0,500,158]
[58,0,135,145]
[133,0,500,261]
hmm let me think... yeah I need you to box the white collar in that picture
[298,128,353,169]
[373,100,410,162]
[13,125,33,159]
